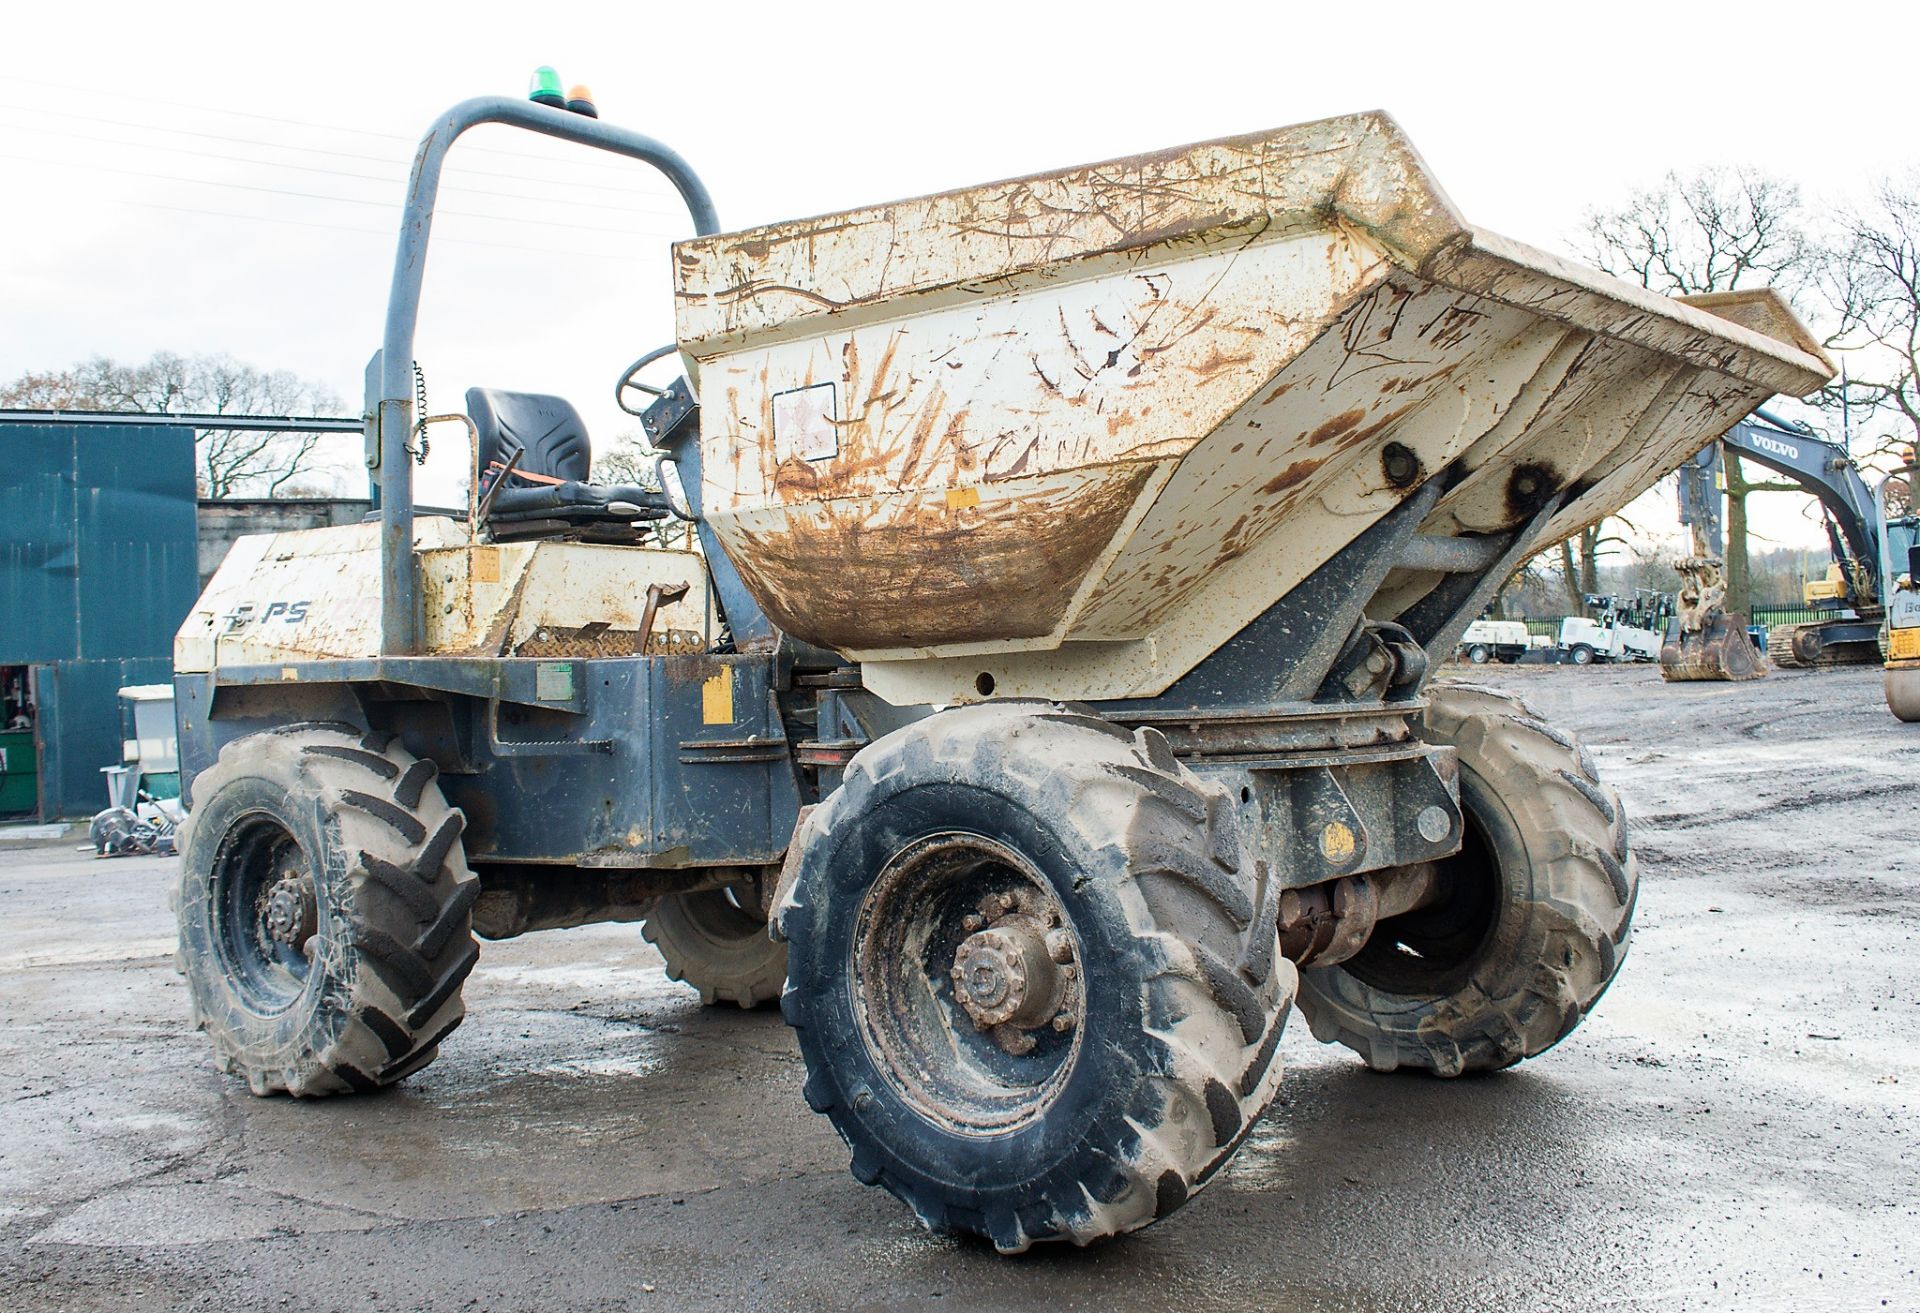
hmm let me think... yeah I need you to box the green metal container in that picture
[0,728,38,816]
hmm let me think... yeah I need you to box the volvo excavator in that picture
[1661,411,1920,719]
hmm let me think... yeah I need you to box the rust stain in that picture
[1260,457,1324,495]
[728,465,1157,651]
[1306,408,1367,446]
[1188,343,1258,381]
[1337,402,1416,454]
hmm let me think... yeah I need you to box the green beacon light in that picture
[565,84,599,118]
[528,66,565,109]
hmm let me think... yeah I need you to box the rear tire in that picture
[778,703,1290,1251]
[176,725,479,1096]
[1466,644,1491,665]
[1294,684,1635,1075]
[1569,644,1596,666]
[643,887,787,1008]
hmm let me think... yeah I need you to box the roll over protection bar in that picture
[369,95,719,655]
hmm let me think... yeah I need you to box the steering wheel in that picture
[615,344,697,522]
[616,344,680,417]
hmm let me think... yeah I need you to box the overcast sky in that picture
[5,0,1913,555]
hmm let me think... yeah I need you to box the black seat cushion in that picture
[465,386,667,529]
[468,388,592,487]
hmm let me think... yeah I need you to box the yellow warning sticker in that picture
[702,668,735,725]
[471,546,501,583]
[945,486,981,511]
[1892,626,1920,661]
[1319,820,1357,864]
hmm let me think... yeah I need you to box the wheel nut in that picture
[262,874,317,950]
[995,892,1016,913]
[1052,1012,1074,1032]
[1045,929,1074,963]
[962,913,985,931]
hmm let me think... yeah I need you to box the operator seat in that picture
[466,387,668,535]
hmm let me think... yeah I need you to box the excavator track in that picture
[1767,621,1880,670]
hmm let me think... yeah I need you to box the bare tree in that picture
[1580,168,1818,619]
[1818,175,1920,465]
[2,351,343,498]
[589,429,663,490]
[1556,521,1630,615]
[1585,167,1809,297]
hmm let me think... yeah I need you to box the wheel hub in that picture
[949,891,1077,1055]
[262,870,317,951]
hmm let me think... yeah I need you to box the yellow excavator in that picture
[1661,412,1920,720]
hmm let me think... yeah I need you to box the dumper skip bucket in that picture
[672,112,1832,705]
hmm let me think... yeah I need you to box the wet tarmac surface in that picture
[1,664,1915,1311]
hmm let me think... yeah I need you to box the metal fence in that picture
[1750,604,1840,628]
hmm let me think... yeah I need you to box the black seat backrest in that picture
[467,388,592,486]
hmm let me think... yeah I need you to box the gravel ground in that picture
[0,663,1914,1312]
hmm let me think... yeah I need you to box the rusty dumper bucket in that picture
[671,113,1833,705]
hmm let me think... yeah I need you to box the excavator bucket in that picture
[1661,556,1765,681]
[1661,613,1766,681]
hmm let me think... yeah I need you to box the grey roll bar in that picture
[370,95,720,655]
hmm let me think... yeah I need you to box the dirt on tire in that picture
[1294,682,1636,1075]
[176,724,480,1096]
[776,702,1292,1251]
[642,888,787,1008]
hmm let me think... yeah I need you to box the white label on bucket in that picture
[773,383,838,462]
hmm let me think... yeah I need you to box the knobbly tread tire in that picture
[175,724,480,1096]
[777,702,1293,1252]
[642,889,788,1008]
[1294,683,1636,1076]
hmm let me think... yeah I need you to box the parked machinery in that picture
[170,94,1832,1250]
[1881,452,1920,720]
[1662,413,1920,717]
[1456,618,1530,664]
[1560,592,1672,665]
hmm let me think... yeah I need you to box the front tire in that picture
[1466,644,1492,665]
[1569,643,1596,666]
[777,704,1291,1251]
[176,725,480,1096]
[1294,685,1635,1075]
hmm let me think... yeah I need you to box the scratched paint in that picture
[672,111,1832,706]
[174,520,714,672]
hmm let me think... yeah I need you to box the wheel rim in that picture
[851,832,1085,1136]
[210,811,318,1014]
